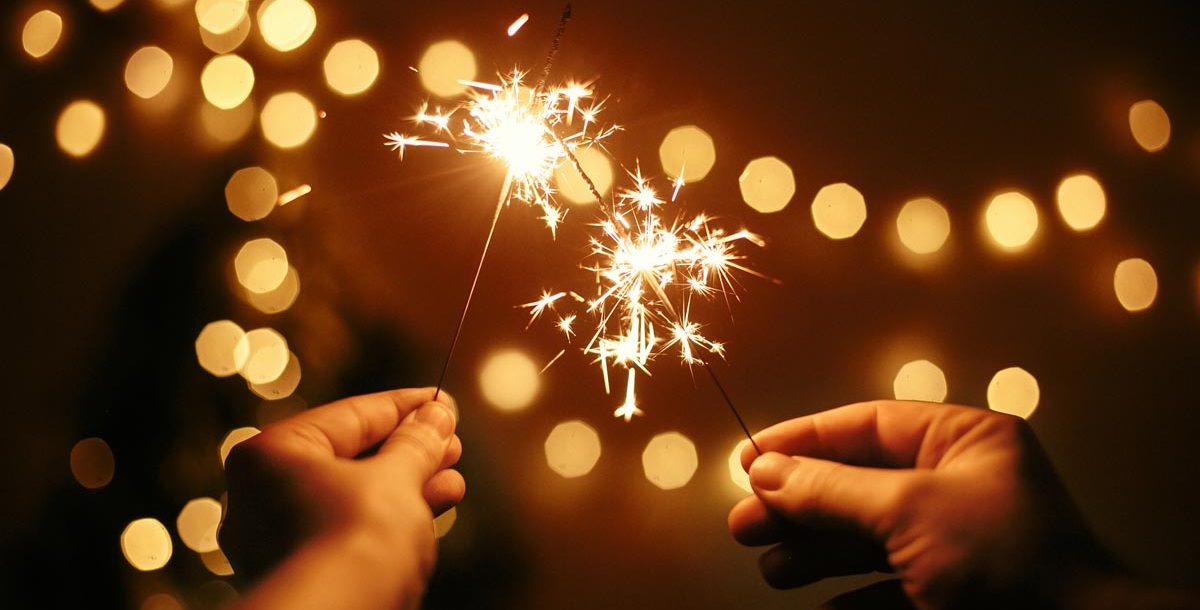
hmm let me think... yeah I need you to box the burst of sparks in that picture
[385,68,619,236]
[527,170,767,420]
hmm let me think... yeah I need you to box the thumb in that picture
[749,452,913,538]
[373,401,456,485]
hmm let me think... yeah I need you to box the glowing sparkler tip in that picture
[613,403,643,422]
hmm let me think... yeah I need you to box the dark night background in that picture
[1,1,1198,608]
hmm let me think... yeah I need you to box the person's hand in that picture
[220,387,463,608]
[728,400,1116,609]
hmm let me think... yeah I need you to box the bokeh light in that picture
[219,427,260,465]
[195,320,250,377]
[543,420,601,478]
[892,359,948,402]
[727,439,751,493]
[434,506,457,539]
[234,237,289,294]
[201,549,234,576]
[200,54,255,110]
[1113,257,1158,312]
[90,0,125,12]
[658,125,716,183]
[260,91,318,148]
[200,12,251,54]
[69,437,115,489]
[121,518,173,571]
[124,46,174,100]
[984,191,1039,250]
[896,197,950,254]
[249,350,301,399]
[553,147,613,204]
[0,144,12,191]
[200,99,256,145]
[1055,174,1106,232]
[242,265,301,314]
[987,366,1040,419]
[1128,99,1170,152]
[56,100,106,158]
[811,182,867,239]
[417,40,476,97]
[238,328,290,385]
[641,432,698,490]
[195,0,248,35]
[141,593,184,610]
[738,156,795,214]
[323,39,380,96]
[176,497,222,553]
[478,350,539,411]
[22,10,63,59]
[225,167,278,221]
[258,0,317,52]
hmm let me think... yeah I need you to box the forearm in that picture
[232,527,425,610]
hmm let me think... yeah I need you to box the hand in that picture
[220,388,464,609]
[728,400,1116,609]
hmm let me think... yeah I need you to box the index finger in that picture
[263,387,457,459]
[742,400,992,471]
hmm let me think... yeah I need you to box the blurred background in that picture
[2,0,1199,608]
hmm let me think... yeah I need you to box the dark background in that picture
[1,1,1198,608]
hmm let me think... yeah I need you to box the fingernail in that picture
[749,452,796,492]
[414,402,454,439]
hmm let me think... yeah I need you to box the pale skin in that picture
[220,387,464,610]
[729,400,1197,609]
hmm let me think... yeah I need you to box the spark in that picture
[507,13,530,37]
[277,184,312,206]
[526,171,767,419]
[386,68,617,237]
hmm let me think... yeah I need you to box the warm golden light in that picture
[200,54,255,110]
[56,100,106,158]
[543,420,601,478]
[260,91,317,148]
[249,350,301,400]
[176,497,222,553]
[728,439,751,493]
[892,359,948,402]
[121,518,173,571]
[811,182,867,239]
[70,437,115,490]
[201,549,234,576]
[238,328,290,385]
[0,144,12,191]
[1056,174,1106,231]
[642,432,698,490]
[478,350,540,412]
[1129,99,1170,152]
[433,507,457,539]
[987,366,1040,419]
[234,237,289,294]
[200,12,251,54]
[124,46,174,100]
[225,167,278,221]
[22,10,63,59]
[195,0,248,35]
[896,197,950,254]
[418,40,476,97]
[200,99,256,145]
[195,320,250,377]
[738,156,795,214]
[1113,258,1158,312]
[141,593,184,610]
[258,0,316,52]
[323,39,380,96]
[243,265,300,314]
[89,0,125,12]
[219,427,260,465]
[984,191,1038,250]
[658,125,716,183]
[553,146,613,204]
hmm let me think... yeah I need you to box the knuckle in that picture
[385,427,442,468]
